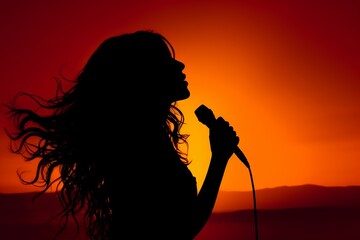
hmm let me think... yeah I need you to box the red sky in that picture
[0,0,359,193]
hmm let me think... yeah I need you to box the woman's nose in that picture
[175,60,185,70]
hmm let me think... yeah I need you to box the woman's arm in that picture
[190,116,240,238]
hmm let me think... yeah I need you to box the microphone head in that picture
[194,104,216,128]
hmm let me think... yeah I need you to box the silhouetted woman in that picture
[6,30,239,240]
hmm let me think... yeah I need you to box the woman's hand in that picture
[209,117,240,162]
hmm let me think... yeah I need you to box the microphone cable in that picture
[246,163,259,240]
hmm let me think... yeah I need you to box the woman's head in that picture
[79,30,190,107]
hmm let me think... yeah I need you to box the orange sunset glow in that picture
[0,0,359,197]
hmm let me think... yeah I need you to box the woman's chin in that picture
[178,90,190,101]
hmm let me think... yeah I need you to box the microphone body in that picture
[194,104,250,168]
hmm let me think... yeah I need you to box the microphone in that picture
[194,104,250,169]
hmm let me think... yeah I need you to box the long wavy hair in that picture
[5,30,189,240]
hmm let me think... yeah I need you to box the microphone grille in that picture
[194,104,215,127]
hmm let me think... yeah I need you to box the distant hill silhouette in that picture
[1,184,360,240]
[214,184,360,212]
[2,184,360,215]
[0,191,61,225]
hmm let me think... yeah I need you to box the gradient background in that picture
[0,0,359,194]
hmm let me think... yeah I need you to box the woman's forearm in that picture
[190,155,228,238]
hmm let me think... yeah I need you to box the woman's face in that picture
[147,40,190,103]
[159,56,189,102]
